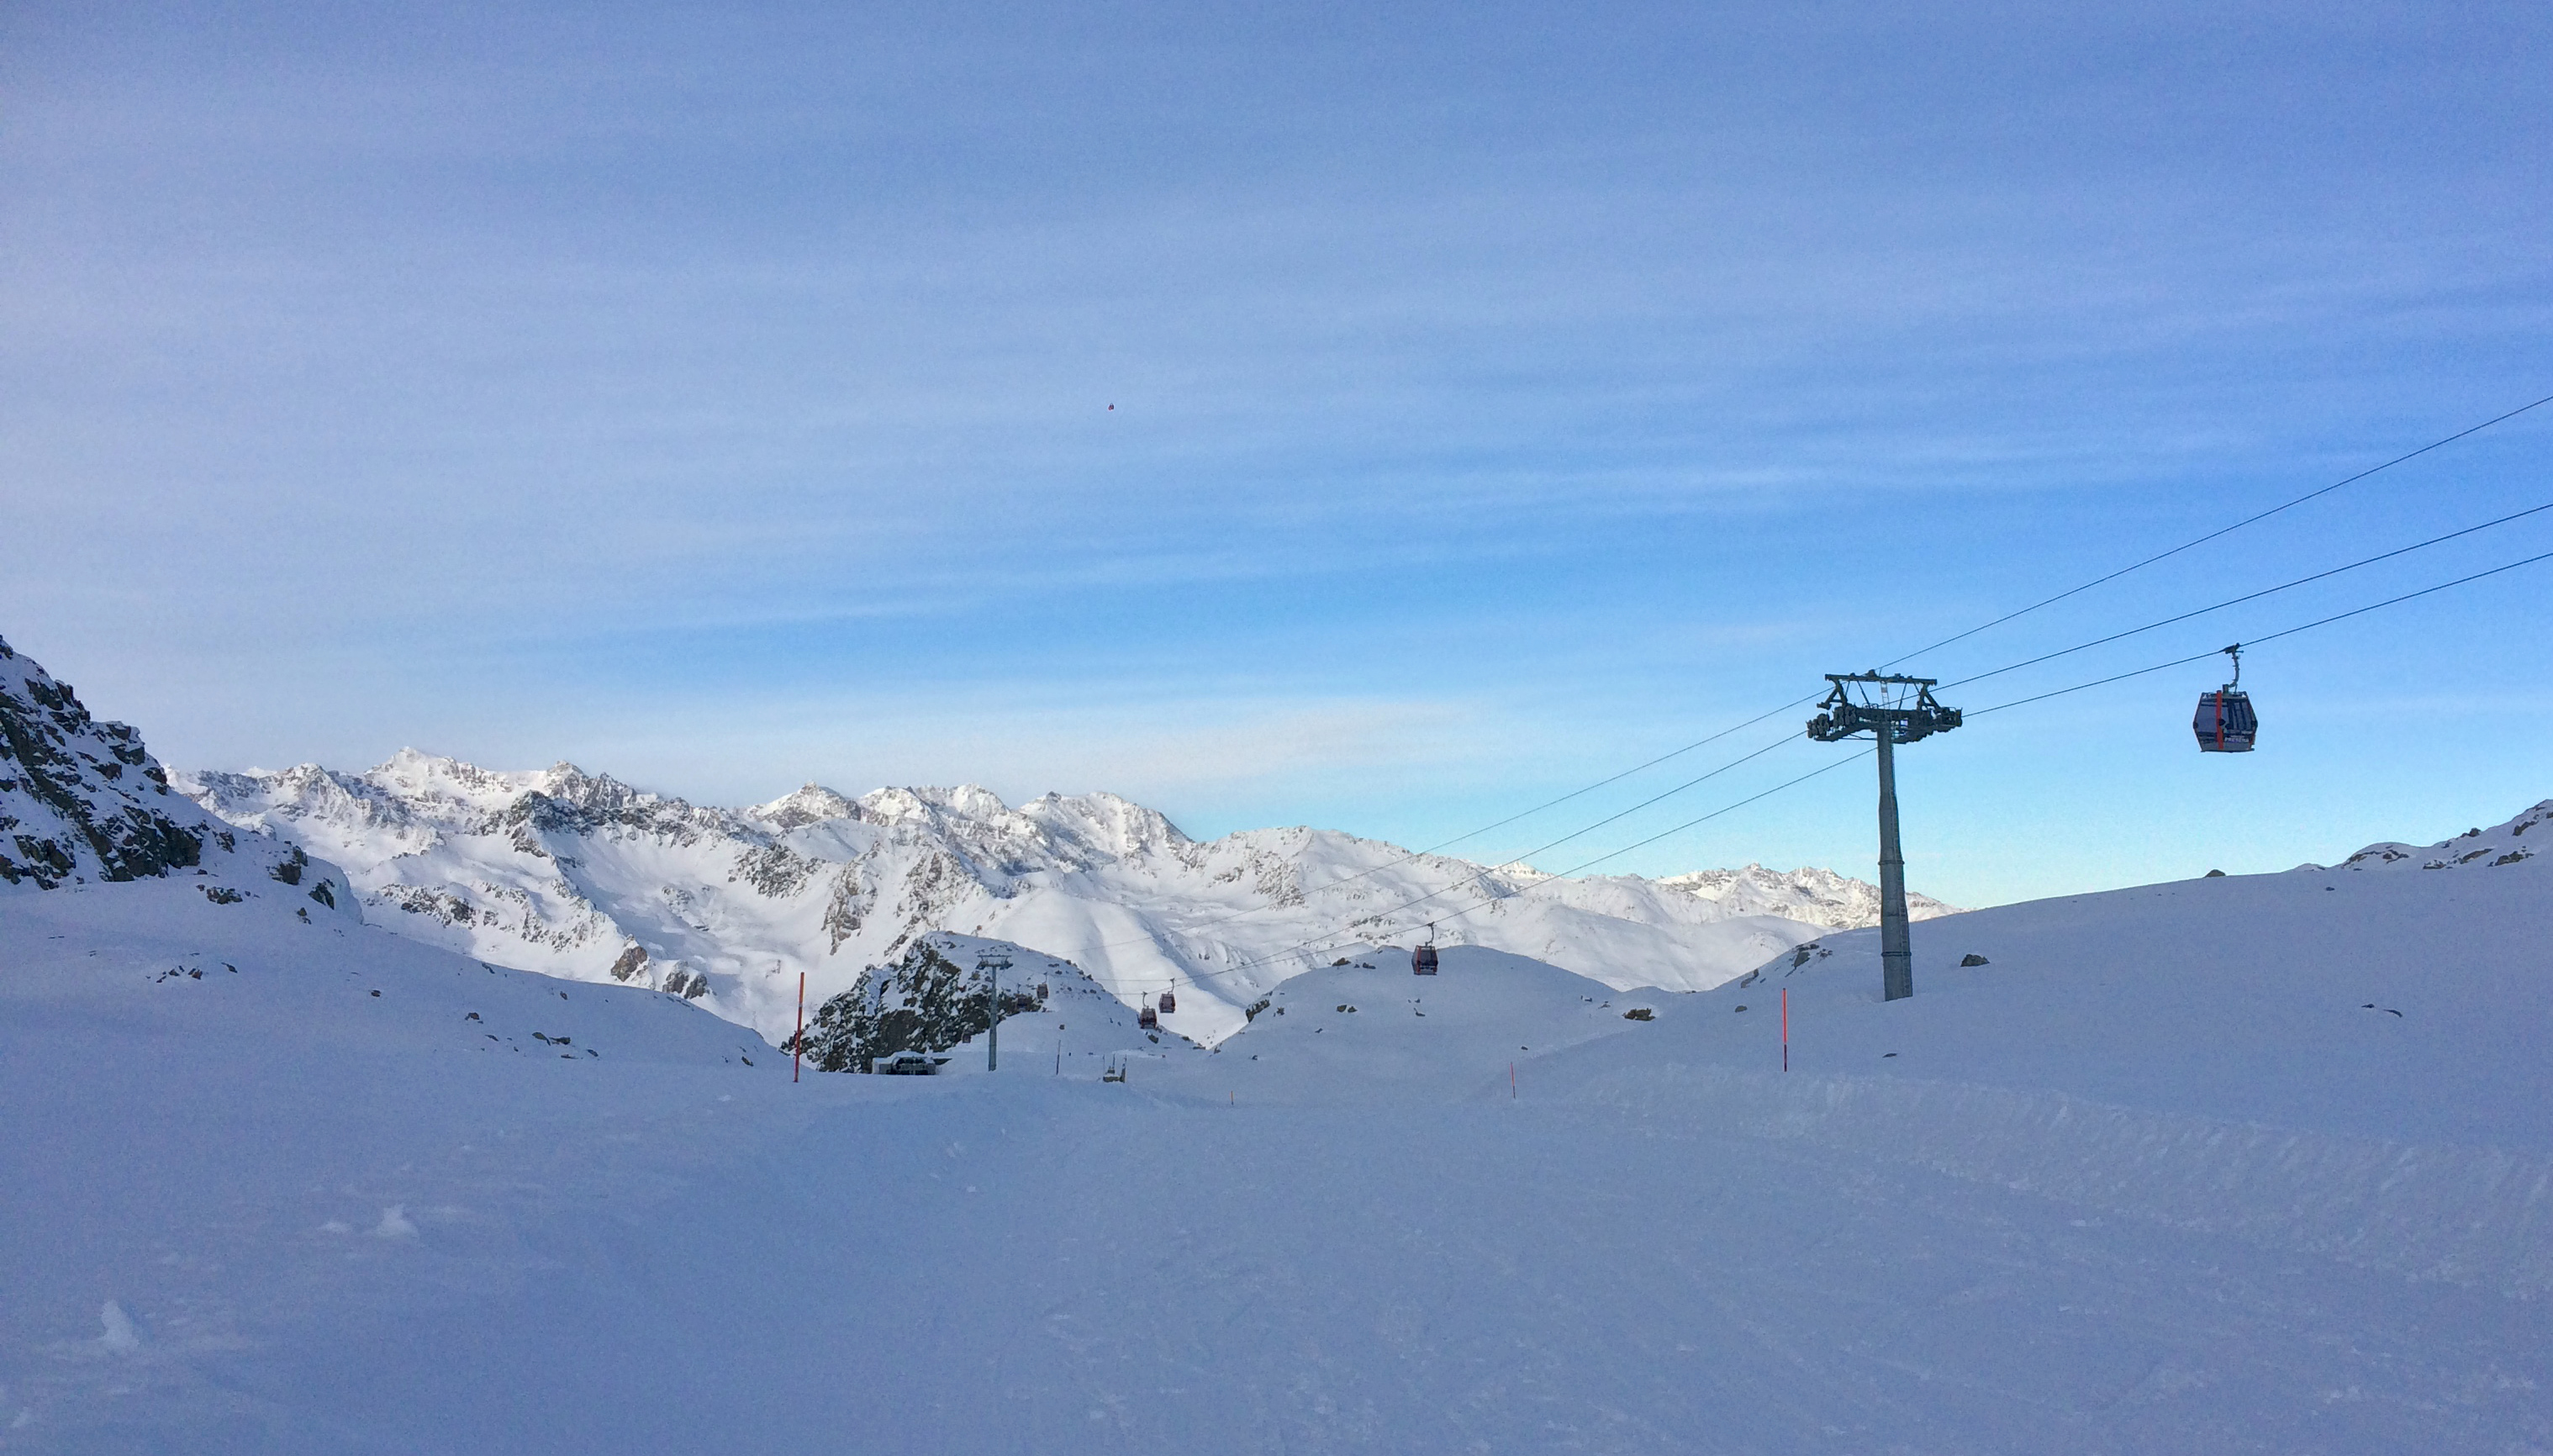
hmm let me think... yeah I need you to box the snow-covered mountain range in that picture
[177,751,1895,1044]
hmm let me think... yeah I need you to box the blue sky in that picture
[4,0,2550,905]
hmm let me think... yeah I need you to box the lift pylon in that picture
[1807,673,1962,1001]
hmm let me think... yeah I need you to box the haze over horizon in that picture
[4,1,2548,907]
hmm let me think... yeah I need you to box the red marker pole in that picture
[793,972,805,1083]
[1780,987,1789,1073]
[1511,1063,1517,1099]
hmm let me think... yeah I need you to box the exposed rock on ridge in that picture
[2327,799,2550,873]
[0,636,345,908]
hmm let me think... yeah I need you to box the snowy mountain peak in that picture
[355,750,675,825]
[828,783,1189,868]
[1020,789,1192,859]
[854,783,1015,828]
[752,783,861,830]
[366,746,551,807]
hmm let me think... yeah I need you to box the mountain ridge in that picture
[177,747,1940,1045]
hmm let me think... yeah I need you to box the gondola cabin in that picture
[2192,644,2257,752]
[1157,989,1176,1015]
[2193,688,2256,752]
[1137,1002,1158,1030]
[1411,944,1438,975]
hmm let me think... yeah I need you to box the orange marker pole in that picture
[1780,987,1789,1074]
[793,972,805,1083]
[1510,1062,1517,1099]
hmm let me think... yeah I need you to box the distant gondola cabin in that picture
[1412,945,1438,975]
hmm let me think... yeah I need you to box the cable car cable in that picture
[1220,735,1814,972]
[1049,696,1821,960]
[1067,398,2553,982]
[1448,731,1807,878]
[1405,696,1822,856]
[1880,389,2553,670]
[1431,495,2553,924]
[1964,544,2553,720]
[1159,751,1879,986]
[1508,543,2553,935]
[1390,395,2553,884]
[1933,498,2553,694]
[1079,721,1822,983]
[1052,398,2553,964]
[1137,540,2553,990]
[1108,531,2553,989]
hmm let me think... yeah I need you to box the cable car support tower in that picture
[1807,673,1963,1002]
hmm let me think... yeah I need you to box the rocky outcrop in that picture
[786,935,1048,1073]
[0,636,343,908]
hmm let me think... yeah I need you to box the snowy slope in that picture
[7,813,2550,1453]
[178,753,1840,1044]
[1156,944,1674,1104]
[1570,839,2553,1303]
[1697,844,2553,1153]
[0,876,776,1072]
[0,637,342,907]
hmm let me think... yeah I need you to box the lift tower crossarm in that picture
[1807,673,1962,1002]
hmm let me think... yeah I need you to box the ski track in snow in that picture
[5,837,2552,1453]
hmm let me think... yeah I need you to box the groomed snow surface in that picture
[5,846,2550,1453]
